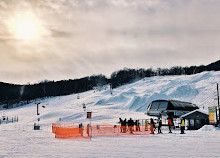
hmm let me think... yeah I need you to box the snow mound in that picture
[126,96,147,111]
[198,125,216,131]
[169,85,199,99]
[95,94,128,105]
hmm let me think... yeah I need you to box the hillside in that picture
[0,71,220,158]
[2,71,219,126]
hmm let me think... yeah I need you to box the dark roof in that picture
[151,100,199,111]
[181,109,208,118]
[168,100,198,110]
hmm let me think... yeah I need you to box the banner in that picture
[208,106,217,124]
[87,112,92,119]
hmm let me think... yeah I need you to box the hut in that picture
[181,109,209,130]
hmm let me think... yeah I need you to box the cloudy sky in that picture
[0,0,220,84]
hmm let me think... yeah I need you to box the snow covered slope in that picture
[1,71,220,126]
[1,71,220,158]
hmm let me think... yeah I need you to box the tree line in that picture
[0,59,219,108]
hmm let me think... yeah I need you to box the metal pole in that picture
[37,103,40,115]
[110,83,112,95]
[217,83,220,126]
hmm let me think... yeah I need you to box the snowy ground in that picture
[0,124,219,158]
[0,71,220,157]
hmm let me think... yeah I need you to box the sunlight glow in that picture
[8,12,47,40]
[16,20,38,39]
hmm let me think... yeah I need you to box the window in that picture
[158,101,168,109]
[150,102,160,109]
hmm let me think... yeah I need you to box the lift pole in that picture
[36,103,40,115]
[217,83,220,126]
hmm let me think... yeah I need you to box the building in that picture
[147,100,199,118]
[181,109,209,130]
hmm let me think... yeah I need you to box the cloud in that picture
[0,0,220,84]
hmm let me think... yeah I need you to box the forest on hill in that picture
[0,59,220,108]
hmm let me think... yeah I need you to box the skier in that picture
[180,119,185,134]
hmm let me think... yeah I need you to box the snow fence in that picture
[52,123,154,139]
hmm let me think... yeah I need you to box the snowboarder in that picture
[180,119,185,134]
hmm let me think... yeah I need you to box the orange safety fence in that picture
[52,123,154,139]
[91,124,152,136]
[52,123,77,134]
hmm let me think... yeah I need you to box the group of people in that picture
[150,117,186,134]
[119,118,141,133]
[118,117,186,134]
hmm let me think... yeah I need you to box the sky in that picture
[0,0,220,84]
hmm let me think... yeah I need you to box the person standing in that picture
[135,120,140,131]
[119,118,123,133]
[79,123,83,136]
[122,118,127,133]
[150,118,155,134]
[150,118,155,130]
[158,119,162,134]
[128,118,134,134]
[168,117,172,133]
[145,119,148,131]
[180,119,185,134]
[87,124,91,136]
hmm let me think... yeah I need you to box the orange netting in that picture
[52,123,154,139]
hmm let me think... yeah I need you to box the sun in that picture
[16,20,38,39]
[8,12,47,40]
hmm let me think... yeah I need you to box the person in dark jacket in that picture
[79,123,83,136]
[128,118,134,133]
[158,119,162,134]
[119,118,123,132]
[122,118,127,133]
[135,120,140,131]
[150,118,156,130]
